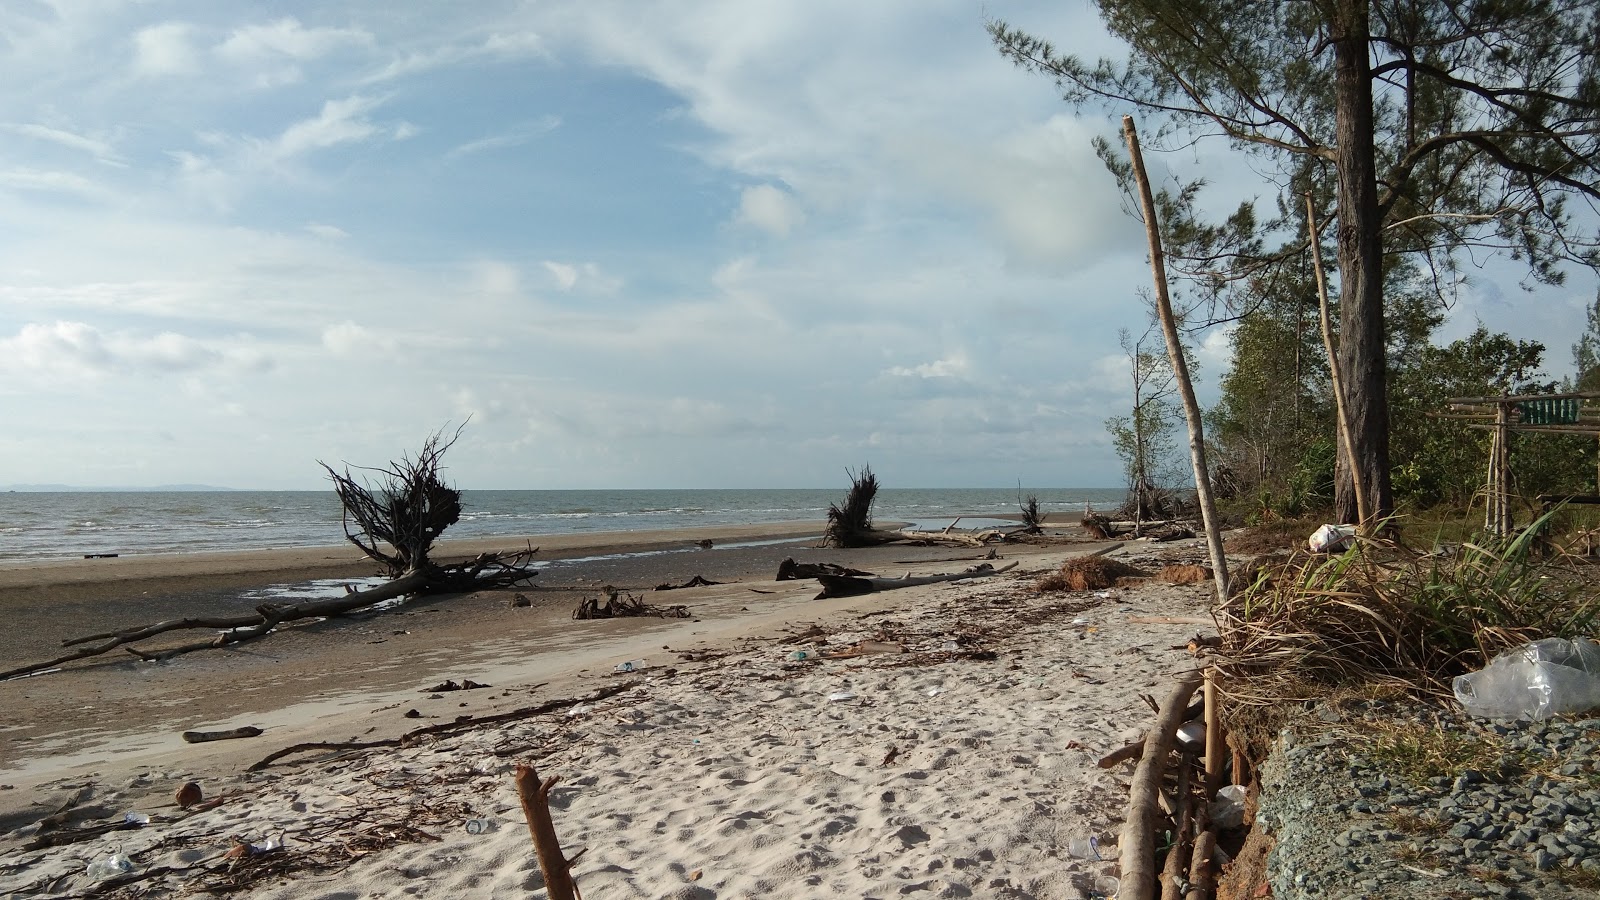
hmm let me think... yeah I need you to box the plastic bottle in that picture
[614,661,639,673]
[86,854,134,880]
[465,818,496,835]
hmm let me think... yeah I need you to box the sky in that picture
[1,1,1595,491]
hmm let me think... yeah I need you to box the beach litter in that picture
[85,852,134,881]
[1453,637,1600,720]
[1307,523,1356,553]
[827,691,858,702]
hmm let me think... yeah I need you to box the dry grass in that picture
[1225,519,1318,555]
[1353,718,1507,783]
[1037,556,1149,591]
[1214,511,1600,699]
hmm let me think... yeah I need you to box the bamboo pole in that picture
[1305,193,1370,528]
[1120,669,1204,900]
[515,763,579,900]
[1202,667,1223,795]
[1122,116,1229,604]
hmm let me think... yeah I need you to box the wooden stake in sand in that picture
[1203,667,1223,795]
[515,763,581,900]
[1120,668,1204,900]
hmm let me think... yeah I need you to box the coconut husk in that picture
[1037,556,1149,591]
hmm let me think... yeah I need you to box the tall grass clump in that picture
[1216,510,1600,699]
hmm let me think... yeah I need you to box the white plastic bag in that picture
[1453,638,1600,721]
[1307,524,1356,553]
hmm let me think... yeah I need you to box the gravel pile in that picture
[1256,702,1600,899]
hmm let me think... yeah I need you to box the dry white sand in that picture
[0,539,1216,900]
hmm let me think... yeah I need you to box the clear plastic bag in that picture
[1453,638,1600,721]
[1307,524,1356,553]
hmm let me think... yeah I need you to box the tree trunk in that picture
[1123,115,1230,604]
[1331,0,1393,524]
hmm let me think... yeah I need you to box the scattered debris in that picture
[573,590,690,620]
[421,679,491,693]
[653,575,723,591]
[181,726,264,744]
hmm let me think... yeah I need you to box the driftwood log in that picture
[516,763,581,900]
[181,726,263,744]
[1121,669,1203,900]
[1,557,534,682]
[775,559,875,580]
[812,562,1017,599]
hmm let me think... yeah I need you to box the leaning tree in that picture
[993,0,1600,523]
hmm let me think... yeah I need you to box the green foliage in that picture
[1386,326,1597,507]
[994,0,1600,521]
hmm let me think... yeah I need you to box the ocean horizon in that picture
[0,487,1126,563]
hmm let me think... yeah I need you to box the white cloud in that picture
[475,261,522,295]
[321,321,396,355]
[270,95,385,159]
[541,260,621,294]
[445,116,561,159]
[735,184,803,237]
[133,22,200,77]
[305,223,349,240]
[0,321,230,381]
[886,353,972,379]
[215,18,372,63]
[363,31,546,83]
[0,167,103,197]
[3,124,121,164]
[543,261,577,291]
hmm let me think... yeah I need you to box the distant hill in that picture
[0,484,240,492]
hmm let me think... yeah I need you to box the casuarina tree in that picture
[992,0,1600,523]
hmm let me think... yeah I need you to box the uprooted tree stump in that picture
[821,466,1020,548]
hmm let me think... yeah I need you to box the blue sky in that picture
[1,1,1594,490]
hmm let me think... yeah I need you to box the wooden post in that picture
[1203,667,1223,795]
[1120,669,1204,900]
[1496,401,1512,535]
[515,763,579,900]
[1122,116,1230,603]
[1305,193,1369,527]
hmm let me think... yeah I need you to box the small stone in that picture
[1536,849,1556,871]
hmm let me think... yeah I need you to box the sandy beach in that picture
[0,522,1217,899]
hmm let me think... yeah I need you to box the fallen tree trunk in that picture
[775,559,875,580]
[1,551,539,682]
[812,562,1017,599]
[1121,670,1204,900]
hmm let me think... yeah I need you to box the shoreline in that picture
[0,520,1105,792]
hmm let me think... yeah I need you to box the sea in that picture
[0,488,1124,563]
